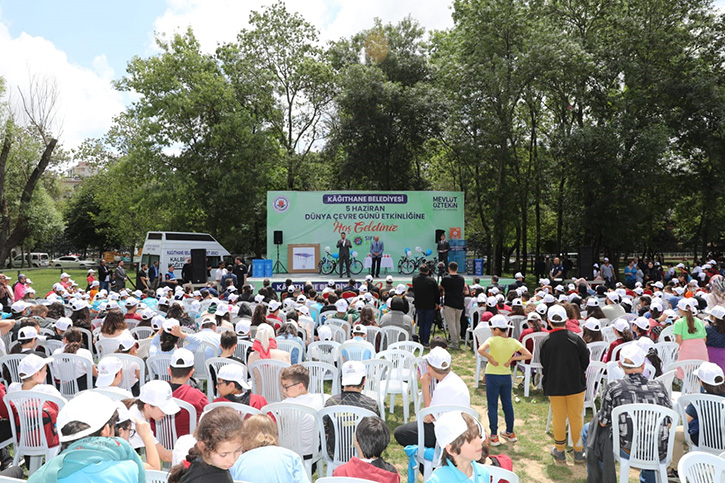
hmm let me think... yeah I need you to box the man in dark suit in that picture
[98,259,111,292]
[337,232,352,278]
[437,233,450,267]
[411,264,440,346]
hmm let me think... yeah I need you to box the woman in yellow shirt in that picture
[477,314,532,446]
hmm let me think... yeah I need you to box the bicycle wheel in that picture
[401,259,416,275]
[350,259,364,275]
[319,258,335,275]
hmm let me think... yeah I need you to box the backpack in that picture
[11,400,60,448]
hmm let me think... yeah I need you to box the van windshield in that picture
[40,254,49,260]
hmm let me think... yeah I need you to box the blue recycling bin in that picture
[263,259,273,277]
[252,259,264,278]
[474,258,484,276]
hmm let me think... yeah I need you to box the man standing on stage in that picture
[337,232,352,278]
[369,236,384,278]
[437,233,450,266]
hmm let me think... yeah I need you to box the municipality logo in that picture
[273,196,290,213]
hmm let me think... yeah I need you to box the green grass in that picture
[4,268,95,297]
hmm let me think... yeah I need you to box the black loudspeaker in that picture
[274,230,283,245]
[578,246,593,280]
[190,249,206,284]
[435,229,445,244]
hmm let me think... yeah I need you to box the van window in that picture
[147,233,162,240]
[165,233,216,242]
[39,254,49,261]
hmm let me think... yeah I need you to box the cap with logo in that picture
[341,361,367,386]
[139,380,180,415]
[425,347,451,371]
[96,357,123,387]
[352,324,367,335]
[217,363,250,390]
[335,299,349,312]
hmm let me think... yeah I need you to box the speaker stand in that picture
[273,244,287,274]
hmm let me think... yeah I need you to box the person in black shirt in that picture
[181,258,192,284]
[137,263,149,291]
[232,257,247,290]
[440,262,466,349]
[98,259,111,292]
[437,234,450,267]
[412,264,440,346]
[337,232,352,278]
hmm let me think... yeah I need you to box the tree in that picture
[0,74,61,266]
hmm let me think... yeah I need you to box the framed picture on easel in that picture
[287,244,319,273]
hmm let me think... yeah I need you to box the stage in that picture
[247,273,515,293]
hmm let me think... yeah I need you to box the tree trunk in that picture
[556,174,565,255]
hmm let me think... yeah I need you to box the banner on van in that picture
[266,191,464,273]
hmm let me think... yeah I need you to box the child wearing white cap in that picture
[213,363,267,410]
[477,315,531,445]
[7,353,65,401]
[604,318,635,363]
[128,380,180,464]
[167,348,209,439]
[428,412,491,483]
[679,362,725,456]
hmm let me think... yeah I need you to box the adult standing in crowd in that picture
[437,233,450,267]
[149,260,160,290]
[0,274,12,312]
[137,263,149,291]
[412,264,439,346]
[600,257,615,288]
[440,261,465,349]
[12,274,27,302]
[369,236,384,279]
[114,260,127,291]
[232,256,247,289]
[540,304,589,465]
[550,257,564,280]
[98,259,111,292]
[337,232,352,278]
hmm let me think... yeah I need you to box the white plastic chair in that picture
[0,354,28,384]
[678,451,725,482]
[610,340,638,363]
[307,340,341,366]
[601,326,617,344]
[249,359,290,403]
[655,370,676,398]
[665,360,705,396]
[276,338,305,364]
[326,319,352,339]
[44,339,64,355]
[4,390,66,474]
[376,349,416,422]
[131,326,155,340]
[587,341,609,362]
[202,401,262,419]
[147,354,173,382]
[234,339,253,364]
[146,469,170,483]
[76,328,97,361]
[676,394,725,454]
[300,361,339,397]
[361,359,391,420]
[658,325,675,342]
[655,341,679,369]
[193,341,220,385]
[606,360,625,384]
[87,387,131,401]
[206,357,247,400]
[486,465,520,483]
[325,325,347,345]
[509,315,527,341]
[611,403,679,483]
[110,353,146,394]
[263,401,321,481]
[338,341,376,365]
[156,398,197,452]
[415,405,479,480]
[379,326,409,351]
[318,405,377,476]
[515,332,549,397]
[472,324,492,388]
[389,341,424,358]
[50,353,94,399]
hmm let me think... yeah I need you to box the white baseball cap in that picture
[386,275,393,283]
[141,308,155,320]
[365,275,373,282]
[547,304,567,323]
[606,292,620,303]
[54,317,73,332]
[633,317,650,331]
[654,281,664,289]
[434,411,482,449]
[18,354,51,380]
[395,284,407,295]
[57,391,117,442]
[694,362,725,386]
[297,305,310,316]
[96,357,123,387]
[124,298,138,307]
[539,278,550,286]
[706,305,725,320]
[341,361,367,386]
[254,294,264,304]
[335,299,349,312]
[139,380,180,415]
[583,318,601,331]
[117,335,138,352]
[425,347,451,371]
[489,314,510,330]
[485,296,497,308]
[10,300,28,313]
[151,315,165,331]
[613,318,630,333]
[535,303,548,316]
[235,319,251,336]
[18,326,38,341]
[317,325,332,341]
[163,318,180,333]
[511,298,523,307]
[216,304,230,317]
[514,272,523,279]
[542,294,556,304]
[327,280,336,287]
[60,272,70,279]
[268,300,280,312]
[217,363,250,390]
[116,400,131,424]
[170,348,195,368]
[619,344,646,368]
[527,311,542,322]
[352,324,367,335]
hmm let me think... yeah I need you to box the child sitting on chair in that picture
[332,416,400,483]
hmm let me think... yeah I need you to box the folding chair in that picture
[318,405,377,476]
[249,359,290,403]
[263,402,322,481]
[4,390,66,474]
[676,394,725,454]
[611,403,679,483]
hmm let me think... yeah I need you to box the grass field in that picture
[4,268,100,297]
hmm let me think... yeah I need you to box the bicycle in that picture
[398,251,417,275]
[349,252,363,275]
[318,247,338,275]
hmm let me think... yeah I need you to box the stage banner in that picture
[266,191,464,274]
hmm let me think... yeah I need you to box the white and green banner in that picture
[266,191,464,273]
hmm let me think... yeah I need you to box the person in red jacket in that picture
[167,348,208,437]
[213,363,268,410]
[333,416,400,483]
